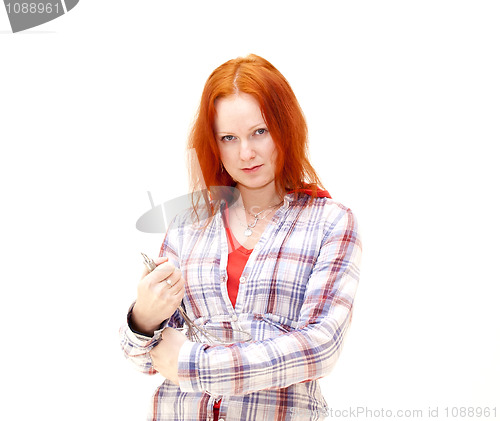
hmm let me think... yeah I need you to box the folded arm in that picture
[177,208,362,395]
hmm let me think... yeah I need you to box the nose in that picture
[239,138,255,161]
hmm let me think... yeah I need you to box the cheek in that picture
[218,146,237,171]
[218,148,230,166]
[217,144,227,161]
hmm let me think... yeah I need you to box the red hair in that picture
[187,54,323,207]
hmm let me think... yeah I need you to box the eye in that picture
[254,128,268,136]
[220,135,236,142]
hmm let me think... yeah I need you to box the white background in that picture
[1,1,499,420]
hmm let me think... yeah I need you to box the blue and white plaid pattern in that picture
[120,193,362,420]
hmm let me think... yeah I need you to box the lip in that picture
[242,165,263,173]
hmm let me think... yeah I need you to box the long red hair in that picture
[187,54,323,208]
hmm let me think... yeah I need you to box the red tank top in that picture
[222,206,252,307]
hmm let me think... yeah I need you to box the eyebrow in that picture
[215,122,267,135]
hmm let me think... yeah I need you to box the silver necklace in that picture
[241,201,282,237]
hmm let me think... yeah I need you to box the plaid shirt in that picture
[120,193,362,420]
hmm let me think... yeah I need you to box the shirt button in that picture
[231,315,238,322]
[219,419,225,421]
[220,275,226,283]
[239,276,246,284]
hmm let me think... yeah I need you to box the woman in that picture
[120,54,362,420]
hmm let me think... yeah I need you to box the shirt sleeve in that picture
[118,303,168,375]
[177,207,362,396]
[118,214,184,375]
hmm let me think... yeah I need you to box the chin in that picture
[239,177,276,190]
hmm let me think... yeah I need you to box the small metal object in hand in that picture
[141,252,252,344]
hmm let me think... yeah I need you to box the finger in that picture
[170,281,185,297]
[165,269,181,288]
[148,261,176,284]
[173,284,185,298]
[169,274,184,293]
[159,277,184,299]
[154,256,170,265]
[140,255,169,279]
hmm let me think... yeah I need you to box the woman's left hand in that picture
[150,328,188,385]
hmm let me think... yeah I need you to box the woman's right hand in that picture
[130,256,185,336]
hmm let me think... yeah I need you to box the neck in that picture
[236,182,283,214]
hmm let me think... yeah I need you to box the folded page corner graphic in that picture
[136,205,166,234]
[64,0,78,12]
[3,0,80,33]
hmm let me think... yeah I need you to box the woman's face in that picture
[214,93,278,191]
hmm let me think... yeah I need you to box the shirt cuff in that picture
[125,302,168,351]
